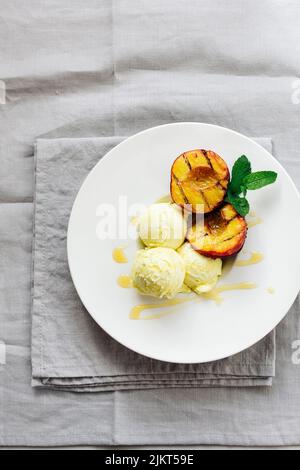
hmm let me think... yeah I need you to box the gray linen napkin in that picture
[31,136,275,391]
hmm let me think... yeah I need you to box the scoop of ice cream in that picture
[138,203,187,250]
[132,247,185,299]
[178,242,222,294]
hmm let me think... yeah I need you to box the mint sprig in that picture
[226,191,250,217]
[243,171,278,190]
[228,155,251,194]
[226,155,278,217]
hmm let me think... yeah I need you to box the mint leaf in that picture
[229,155,252,194]
[240,184,247,197]
[226,157,277,217]
[226,191,250,217]
[243,171,277,190]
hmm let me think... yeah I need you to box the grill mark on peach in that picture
[217,233,242,244]
[200,232,244,250]
[171,149,230,214]
[208,153,228,179]
[191,231,241,246]
[219,179,228,189]
[173,176,189,204]
[215,181,227,193]
[219,212,234,223]
[198,189,211,212]
[189,175,225,194]
[186,204,247,258]
[183,154,192,171]
[201,149,213,169]
[227,215,238,223]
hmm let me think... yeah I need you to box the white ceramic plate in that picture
[67,123,300,363]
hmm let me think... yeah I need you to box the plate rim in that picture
[67,122,300,363]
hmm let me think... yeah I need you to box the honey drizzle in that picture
[112,246,128,263]
[235,252,264,267]
[130,282,257,318]
[117,275,133,288]
[155,194,172,204]
[247,212,263,229]
[201,282,257,305]
[130,297,193,320]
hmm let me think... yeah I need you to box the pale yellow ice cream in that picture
[138,203,187,250]
[178,242,222,294]
[132,247,185,299]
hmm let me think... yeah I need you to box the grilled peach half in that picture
[170,149,230,213]
[187,203,247,258]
